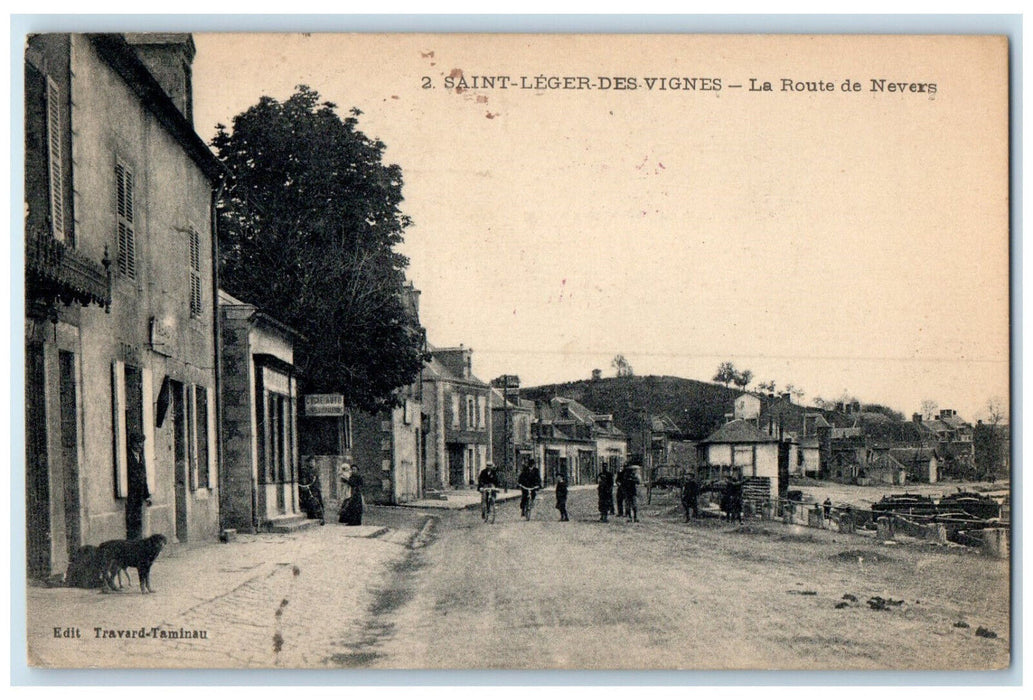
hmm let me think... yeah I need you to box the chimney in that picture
[913,413,922,423]
[781,392,791,402]
[591,369,602,381]
[123,33,196,125]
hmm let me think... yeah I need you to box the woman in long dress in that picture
[339,471,364,526]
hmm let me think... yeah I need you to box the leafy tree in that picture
[732,369,753,392]
[212,86,427,411]
[756,379,777,394]
[612,354,634,377]
[713,361,737,388]
[974,396,1007,482]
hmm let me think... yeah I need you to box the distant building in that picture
[422,346,491,489]
[298,283,426,507]
[532,397,628,484]
[734,393,762,422]
[489,377,534,487]
[698,419,785,503]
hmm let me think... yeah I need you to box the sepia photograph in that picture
[19,27,1012,672]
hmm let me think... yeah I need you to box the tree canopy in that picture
[212,86,427,412]
[612,354,634,378]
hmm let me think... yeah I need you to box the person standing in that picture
[126,432,151,539]
[555,474,569,521]
[681,475,699,521]
[339,470,365,526]
[615,464,629,517]
[597,466,614,522]
[624,466,641,522]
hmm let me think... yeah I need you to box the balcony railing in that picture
[25,225,111,311]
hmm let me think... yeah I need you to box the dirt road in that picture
[358,488,1010,670]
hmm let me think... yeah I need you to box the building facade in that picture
[489,379,535,487]
[25,34,223,578]
[218,291,304,532]
[421,346,491,490]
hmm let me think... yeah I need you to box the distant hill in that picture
[521,375,746,440]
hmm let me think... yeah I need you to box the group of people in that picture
[596,464,641,522]
[477,461,569,521]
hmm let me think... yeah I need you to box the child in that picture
[555,475,569,521]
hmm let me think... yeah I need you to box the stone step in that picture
[264,515,321,533]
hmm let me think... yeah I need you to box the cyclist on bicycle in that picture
[517,461,543,518]
[477,462,501,519]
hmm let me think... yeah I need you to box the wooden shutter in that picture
[45,76,64,239]
[189,228,202,316]
[141,366,156,494]
[111,361,128,498]
[115,162,136,279]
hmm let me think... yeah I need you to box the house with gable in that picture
[697,418,786,504]
[421,345,491,490]
[25,33,224,578]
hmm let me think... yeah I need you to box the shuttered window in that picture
[115,162,136,279]
[189,228,202,316]
[46,77,66,242]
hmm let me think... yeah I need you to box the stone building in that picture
[24,34,223,578]
[489,377,534,487]
[421,346,491,490]
[218,291,304,532]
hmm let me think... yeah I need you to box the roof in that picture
[488,386,532,411]
[702,419,780,444]
[422,351,488,387]
[87,34,225,182]
[888,448,938,463]
[218,289,305,341]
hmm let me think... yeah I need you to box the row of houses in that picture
[23,33,632,581]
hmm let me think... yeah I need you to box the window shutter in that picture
[141,366,156,494]
[116,162,136,279]
[189,228,202,316]
[45,77,64,240]
[111,361,128,498]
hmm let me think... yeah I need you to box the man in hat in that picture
[126,431,151,539]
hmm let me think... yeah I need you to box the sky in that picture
[190,33,1010,422]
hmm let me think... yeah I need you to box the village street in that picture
[26,488,1009,672]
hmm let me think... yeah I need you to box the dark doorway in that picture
[447,444,464,488]
[172,380,188,542]
[26,342,50,579]
[58,350,81,562]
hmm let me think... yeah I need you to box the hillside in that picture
[521,375,746,440]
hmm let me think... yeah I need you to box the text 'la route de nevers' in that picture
[432,74,937,95]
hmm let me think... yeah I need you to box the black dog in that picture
[97,534,167,593]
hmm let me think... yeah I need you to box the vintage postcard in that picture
[21,32,1010,671]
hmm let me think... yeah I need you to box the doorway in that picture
[172,380,188,542]
[58,350,81,562]
[26,341,50,578]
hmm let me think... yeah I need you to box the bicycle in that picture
[480,487,498,524]
[520,486,539,521]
